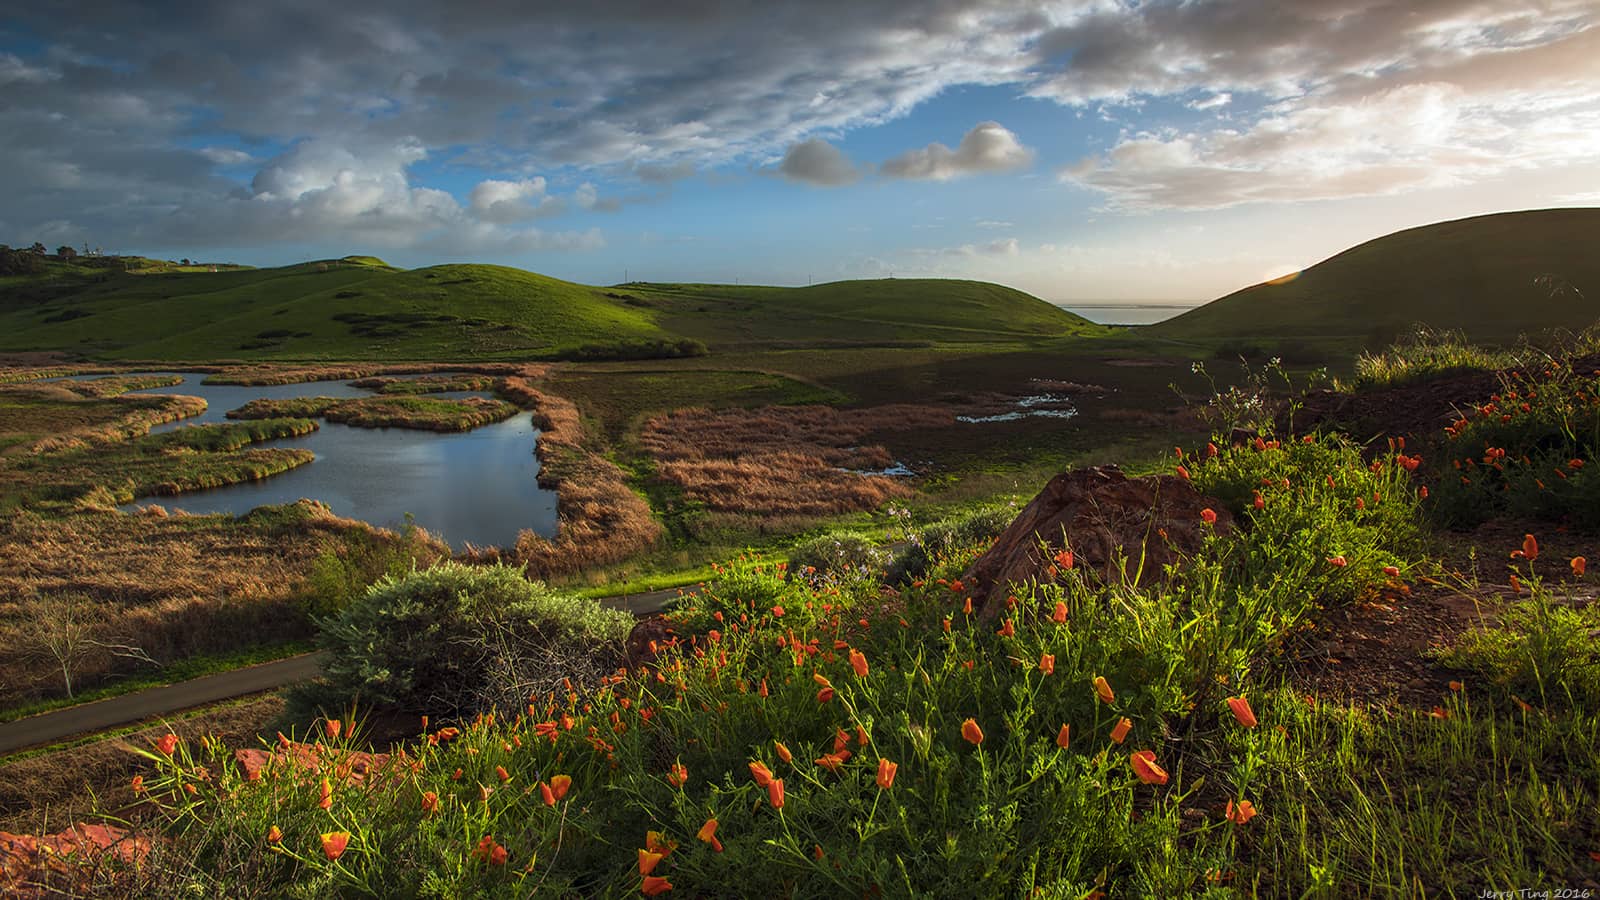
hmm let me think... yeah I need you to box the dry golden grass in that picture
[486,382,662,577]
[0,504,442,706]
[636,404,947,520]
[0,383,208,458]
[205,362,546,386]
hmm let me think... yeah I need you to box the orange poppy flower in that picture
[325,719,342,740]
[550,774,572,800]
[1176,465,1191,481]
[849,649,869,677]
[814,753,847,772]
[961,718,984,745]
[1053,601,1068,623]
[1327,556,1347,567]
[539,782,556,806]
[767,778,785,809]
[638,848,665,875]
[1523,534,1539,561]
[1382,565,1400,577]
[816,686,836,703]
[1039,653,1055,675]
[1430,706,1450,719]
[962,596,973,615]
[421,791,439,813]
[667,762,688,788]
[1225,799,1257,824]
[130,775,144,794]
[155,734,179,756]
[1110,717,1132,744]
[1129,750,1168,785]
[1573,556,1587,577]
[749,760,774,787]
[495,765,510,783]
[267,825,282,844]
[320,831,350,861]
[1054,549,1075,570]
[876,757,898,789]
[1226,695,1257,728]
[1055,724,1071,749]
[774,740,793,764]
[1252,492,1264,510]
[318,777,332,810]
[642,875,674,895]
[1201,508,1217,524]
[1093,675,1115,704]
[1448,680,1463,692]
[998,619,1015,638]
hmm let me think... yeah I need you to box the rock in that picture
[960,465,1233,617]
[624,615,678,669]
[0,822,153,897]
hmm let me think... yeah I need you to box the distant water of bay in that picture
[1054,302,1201,326]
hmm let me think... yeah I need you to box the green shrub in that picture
[295,562,633,720]
[887,504,1014,584]
[785,531,891,585]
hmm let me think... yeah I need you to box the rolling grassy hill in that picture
[1149,208,1600,347]
[628,278,1104,347]
[0,260,1099,360]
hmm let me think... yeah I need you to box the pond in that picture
[84,373,559,550]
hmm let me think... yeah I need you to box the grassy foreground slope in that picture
[0,261,1098,359]
[1150,207,1600,346]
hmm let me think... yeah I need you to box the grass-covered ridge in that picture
[1150,207,1600,347]
[0,263,1098,360]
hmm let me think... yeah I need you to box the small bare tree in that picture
[18,592,156,698]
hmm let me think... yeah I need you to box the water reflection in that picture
[86,372,559,549]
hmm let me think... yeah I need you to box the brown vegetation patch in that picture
[228,395,517,432]
[0,504,441,707]
[637,403,951,521]
[206,362,545,386]
[485,382,661,577]
[0,385,207,457]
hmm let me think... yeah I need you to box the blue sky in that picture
[2,1,1598,303]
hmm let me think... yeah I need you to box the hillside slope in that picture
[0,263,1098,359]
[1149,208,1600,345]
[0,258,668,360]
[634,278,1102,346]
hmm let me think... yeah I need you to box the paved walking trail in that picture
[0,585,694,756]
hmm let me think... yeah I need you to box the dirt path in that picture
[0,586,695,757]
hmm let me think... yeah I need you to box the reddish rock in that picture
[960,465,1233,617]
[624,615,679,669]
[0,822,153,897]
[233,741,415,786]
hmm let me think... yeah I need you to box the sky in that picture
[2,1,1598,304]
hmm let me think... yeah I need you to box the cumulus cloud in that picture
[881,121,1033,181]
[778,139,861,186]
[468,177,564,223]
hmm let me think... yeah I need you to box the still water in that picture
[96,373,559,549]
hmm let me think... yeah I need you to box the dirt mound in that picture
[960,465,1232,617]
[1281,354,1600,444]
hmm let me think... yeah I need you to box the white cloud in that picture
[1062,80,1600,210]
[914,236,1020,258]
[468,177,564,223]
[778,139,861,186]
[975,219,1013,229]
[881,121,1033,181]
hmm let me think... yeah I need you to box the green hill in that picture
[1149,208,1600,346]
[0,262,1098,360]
[629,278,1103,346]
